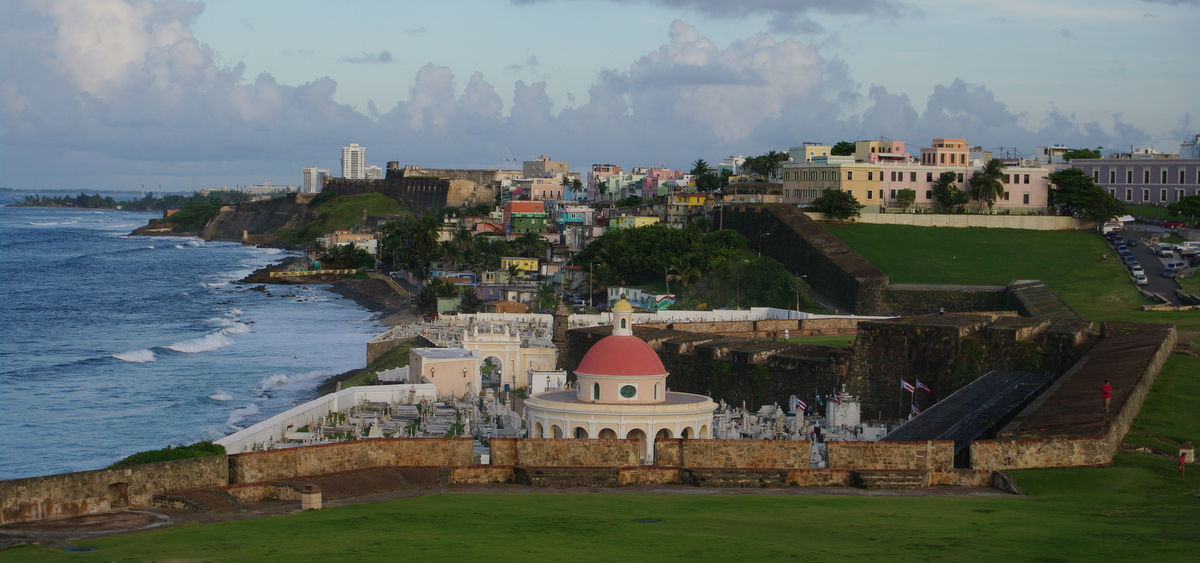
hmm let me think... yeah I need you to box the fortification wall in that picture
[488,438,639,467]
[827,441,954,470]
[654,439,812,468]
[0,456,227,525]
[725,204,889,314]
[805,212,1095,230]
[323,176,496,215]
[228,438,473,483]
[882,285,1010,316]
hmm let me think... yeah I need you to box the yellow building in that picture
[789,143,832,163]
[500,256,539,273]
[780,156,882,205]
[612,215,660,229]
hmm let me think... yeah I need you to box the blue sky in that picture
[2,0,1197,191]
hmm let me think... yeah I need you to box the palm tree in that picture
[515,232,548,259]
[536,283,557,310]
[691,159,710,178]
[589,262,621,302]
[458,286,484,314]
[969,159,1007,211]
[668,253,703,290]
[438,240,462,270]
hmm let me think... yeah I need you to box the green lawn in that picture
[786,335,856,347]
[824,224,1199,343]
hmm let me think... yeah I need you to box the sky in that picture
[1,0,1197,192]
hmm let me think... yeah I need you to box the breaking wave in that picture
[166,333,235,353]
[207,390,234,402]
[226,404,260,428]
[112,349,156,363]
[221,323,251,335]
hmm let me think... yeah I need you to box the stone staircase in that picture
[515,467,620,487]
[681,468,791,488]
[850,469,930,490]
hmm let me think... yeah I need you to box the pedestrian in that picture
[1101,379,1112,412]
[938,307,946,316]
[1102,253,1107,261]
[1181,452,1187,477]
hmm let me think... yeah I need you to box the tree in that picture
[515,231,548,259]
[896,189,916,211]
[458,286,484,314]
[969,158,1007,210]
[319,243,374,269]
[1167,195,1200,227]
[588,262,621,302]
[536,283,558,311]
[830,141,856,156]
[808,188,864,221]
[690,159,710,177]
[615,195,644,208]
[932,171,969,213]
[416,277,459,315]
[1063,147,1102,161]
[1047,168,1127,223]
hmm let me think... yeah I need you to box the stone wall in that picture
[654,439,812,468]
[322,175,497,215]
[970,437,1113,470]
[725,204,889,314]
[788,469,852,486]
[619,467,681,485]
[826,441,954,470]
[228,438,473,483]
[0,456,227,525]
[927,469,993,487]
[489,438,639,467]
[882,285,1010,316]
[450,465,516,485]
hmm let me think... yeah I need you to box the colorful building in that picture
[504,200,548,234]
[612,215,660,229]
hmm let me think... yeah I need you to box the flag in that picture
[916,380,931,393]
[911,404,921,415]
[901,380,916,393]
[794,397,808,411]
[815,394,824,406]
[832,393,844,405]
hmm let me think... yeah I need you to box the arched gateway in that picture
[523,299,717,464]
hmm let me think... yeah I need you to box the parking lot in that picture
[1108,225,1197,306]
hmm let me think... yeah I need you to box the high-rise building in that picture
[301,166,330,193]
[342,143,366,179]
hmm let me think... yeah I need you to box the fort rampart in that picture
[826,441,954,470]
[654,439,811,468]
[227,438,473,483]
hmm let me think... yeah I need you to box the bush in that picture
[110,441,226,468]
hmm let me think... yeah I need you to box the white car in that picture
[1129,266,1145,276]
[1135,275,1148,286]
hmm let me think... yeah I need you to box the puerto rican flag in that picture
[832,393,844,405]
[911,404,921,415]
[915,380,932,393]
[901,380,916,393]
[793,397,808,411]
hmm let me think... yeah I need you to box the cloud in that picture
[1141,0,1198,5]
[507,55,540,71]
[1059,28,1075,38]
[406,27,427,35]
[0,1,1178,191]
[340,51,394,64]
[513,0,920,33]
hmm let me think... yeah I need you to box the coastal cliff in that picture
[201,194,319,243]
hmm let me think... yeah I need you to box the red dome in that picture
[574,335,667,377]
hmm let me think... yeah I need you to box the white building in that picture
[342,143,366,179]
[365,165,383,180]
[246,181,296,195]
[301,166,329,193]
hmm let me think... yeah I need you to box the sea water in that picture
[0,206,383,480]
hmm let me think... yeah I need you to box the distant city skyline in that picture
[1,0,1197,191]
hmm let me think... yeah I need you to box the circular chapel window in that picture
[620,385,637,398]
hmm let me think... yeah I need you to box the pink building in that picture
[877,162,1052,211]
[921,138,970,167]
[639,168,688,199]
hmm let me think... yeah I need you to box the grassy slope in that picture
[824,224,1199,342]
[341,340,421,388]
[278,193,408,244]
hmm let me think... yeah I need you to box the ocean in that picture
[0,205,383,480]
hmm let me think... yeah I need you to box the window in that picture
[957,173,964,182]
[866,190,873,200]
[926,172,933,182]
[1142,189,1150,201]
[1003,191,1010,201]
[890,189,896,198]
[1023,193,1030,204]
[891,171,897,181]
[950,153,956,164]
[620,318,627,329]
[910,172,917,182]
[868,171,874,181]
[1125,189,1132,201]
[940,154,945,164]
[847,171,853,180]
[1161,170,1168,184]
[1110,170,1116,184]
[593,382,600,401]
[926,190,932,199]
[1143,170,1150,184]
[1024,174,1030,184]
[1093,169,1099,182]
[1004,174,1011,183]
[1127,170,1132,184]
[1161,189,1167,201]
[1181,170,1187,184]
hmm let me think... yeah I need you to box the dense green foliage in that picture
[931,170,969,212]
[740,150,788,179]
[895,188,916,210]
[318,243,375,269]
[109,442,225,468]
[615,196,645,207]
[830,140,856,156]
[808,188,864,220]
[1062,147,1102,160]
[968,159,1006,210]
[1048,168,1127,222]
[277,193,407,246]
[571,225,743,286]
[18,190,252,211]
[1166,195,1200,227]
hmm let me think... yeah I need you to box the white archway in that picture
[626,428,647,462]
[598,428,617,439]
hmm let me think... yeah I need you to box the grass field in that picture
[786,335,856,347]
[823,224,1200,342]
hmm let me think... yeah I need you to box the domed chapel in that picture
[524,299,717,463]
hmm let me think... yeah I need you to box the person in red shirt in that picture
[1101,380,1113,412]
[1181,453,1187,477]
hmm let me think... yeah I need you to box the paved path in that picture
[1114,227,1183,305]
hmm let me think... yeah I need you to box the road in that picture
[1113,224,1185,306]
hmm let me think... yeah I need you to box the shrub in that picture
[110,441,226,468]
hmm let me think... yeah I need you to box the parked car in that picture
[1127,259,1141,269]
[1136,275,1149,286]
[1129,266,1145,276]
[1116,244,1128,252]
[1162,221,1183,228]
[1163,267,1177,278]
[1126,239,1138,247]
[1189,257,1200,268]
[1112,236,1125,245]
[1159,248,1175,258]
[1120,249,1135,259]
[1167,261,1186,270]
